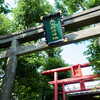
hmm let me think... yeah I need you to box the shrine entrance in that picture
[42,63,100,100]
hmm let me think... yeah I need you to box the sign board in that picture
[43,12,63,45]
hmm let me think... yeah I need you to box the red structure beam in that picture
[42,63,90,75]
[48,74,100,84]
[42,63,100,100]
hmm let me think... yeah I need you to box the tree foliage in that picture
[0,14,11,35]
[13,0,52,29]
[0,0,11,35]
[63,0,100,14]
[0,0,100,100]
[5,0,69,100]
[63,0,100,74]
[12,50,68,100]
[0,0,10,14]
[84,38,100,74]
[83,0,100,74]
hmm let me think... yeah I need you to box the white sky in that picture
[5,0,16,8]
[61,42,89,65]
[5,0,55,8]
[48,0,55,5]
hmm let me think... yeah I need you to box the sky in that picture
[61,41,94,75]
[61,42,89,65]
[5,0,17,8]
[49,0,55,4]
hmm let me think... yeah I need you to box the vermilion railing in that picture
[42,63,100,100]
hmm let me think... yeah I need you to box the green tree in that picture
[83,0,100,74]
[9,0,69,100]
[0,0,10,14]
[13,48,69,100]
[0,0,11,35]
[13,53,48,100]
[0,14,11,35]
[62,0,100,74]
[84,38,100,74]
[1,0,99,100]
[63,0,100,14]
[13,0,52,30]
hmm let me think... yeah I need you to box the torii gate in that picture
[0,6,100,100]
[42,63,100,100]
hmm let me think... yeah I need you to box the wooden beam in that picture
[0,25,43,40]
[15,25,100,56]
[0,25,100,59]
[0,6,100,48]
[0,26,44,48]
[63,5,100,30]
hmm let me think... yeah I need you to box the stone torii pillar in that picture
[1,39,18,100]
